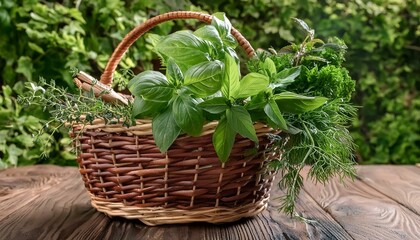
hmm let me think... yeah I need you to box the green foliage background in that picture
[0,0,419,167]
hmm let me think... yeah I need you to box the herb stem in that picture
[300,118,314,163]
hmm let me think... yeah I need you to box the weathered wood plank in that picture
[356,165,420,216]
[302,166,420,240]
[263,181,353,240]
[0,165,350,240]
[0,166,98,240]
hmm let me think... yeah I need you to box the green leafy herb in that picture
[236,73,269,98]
[264,99,287,130]
[184,60,224,97]
[132,97,166,118]
[211,12,237,48]
[226,106,258,143]
[172,93,204,136]
[194,25,223,47]
[271,66,301,88]
[255,18,357,215]
[212,117,236,162]
[128,71,174,102]
[271,100,357,215]
[198,97,229,114]
[290,65,355,101]
[20,78,134,128]
[221,54,240,99]
[273,92,328,114]
[17,78,135,167]
[155,31,212,72]
[152,106,181,152]
[166,58,184,85]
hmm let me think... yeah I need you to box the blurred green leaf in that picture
[6,144,24,167]
[16,56,33,81]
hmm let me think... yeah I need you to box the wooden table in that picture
[0,165,419,240]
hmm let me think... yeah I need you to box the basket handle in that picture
[100,11,255,86]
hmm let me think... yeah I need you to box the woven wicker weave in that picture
[72,11,281,226]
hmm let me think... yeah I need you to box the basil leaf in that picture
[212,116,236,162]
[198,97,228,114]
[212,13,231,37]
[155,31,211,72]
[225,46,239,63]
[184,60,223,97]
[172,94,204,136]
[263,58,276,77]
[132,97,167,118]
[146,33,164,48]
[264,99,288,130]
[166,58,183,84]
[274,92,327,113]
[194,25,223,47]
[147,33,165,60]
[221,54,240,99]
[212,13,237,48]
[128,71,174,102]
[245,92,267,110]
[271,66,301,89]
[226,106,258,142]
[273,92,315,100]
[152,107,181,152]
[237,73,269,98]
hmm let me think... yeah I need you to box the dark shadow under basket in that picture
[71,11,282,226]
[72,120,279,225]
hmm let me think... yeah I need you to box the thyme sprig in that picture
[18,78,135,156]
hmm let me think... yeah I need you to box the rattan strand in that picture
[73,120,272,135]
[90,194,271,226]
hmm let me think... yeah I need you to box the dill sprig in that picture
[270,100,357,215]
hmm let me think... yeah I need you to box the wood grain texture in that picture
[356,165,420,215]
[302,166,420,240]
[0,165,353,240]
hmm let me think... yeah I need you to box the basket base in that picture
[90,195,270,226]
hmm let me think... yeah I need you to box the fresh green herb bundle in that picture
[21,13,357,216]
[18,78,134,140]
[128,14,331,161]
[246,18,357,214]
[127,14,357,215]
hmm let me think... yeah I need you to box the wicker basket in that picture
[72,11,281,226]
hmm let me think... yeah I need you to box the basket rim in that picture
[72,119,277,137]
